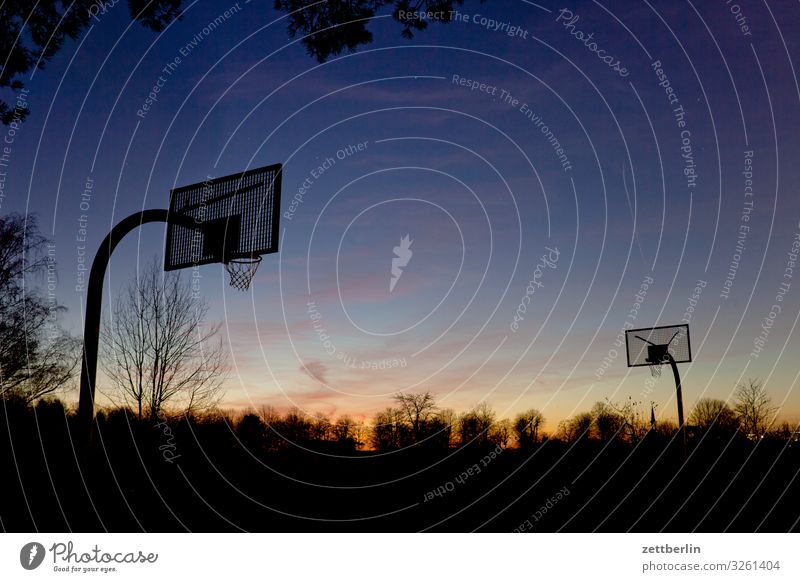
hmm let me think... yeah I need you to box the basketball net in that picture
[225,256,262,291]
[647,354,668,378]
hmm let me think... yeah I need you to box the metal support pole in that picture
[77,209,174,446]
[666,353,687,460]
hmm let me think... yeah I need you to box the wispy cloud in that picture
[299,359,329,384]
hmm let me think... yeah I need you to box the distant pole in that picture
[77,209,176,446]
[665,353,687,460]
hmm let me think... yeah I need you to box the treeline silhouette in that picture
[1,386,799,533]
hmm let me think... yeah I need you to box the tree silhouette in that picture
[733,379,777,439]
[457,402,495,446]
[592,401,622,442]
[605,397,650,443]
[237,412,268,453]
[276,407,314,443]
[311,411,333,440]
[558,412,593,442]
[100,258,225,419]
[435,407,457,447]
[273,0,474,62]
[371,406,408,450]
[771,421,800,442]
[492,418,513,447]
[393,391,437,441]
[689,397,738,434]
[257,405,286,451]
[0,213,78,403]
[332,414,354,441]
[514,408,544,448]
[0,0,183,124]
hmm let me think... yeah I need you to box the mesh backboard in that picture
[164,164,282,271]
[626,324,691,367]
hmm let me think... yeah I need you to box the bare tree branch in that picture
[101,258,226,419]
[733,379,777,439]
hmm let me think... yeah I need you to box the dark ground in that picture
[2,401,799,532]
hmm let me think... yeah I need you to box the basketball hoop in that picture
[626,323,692,461]
[225,256,262,291]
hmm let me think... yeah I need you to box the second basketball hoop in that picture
[626,323,692,458]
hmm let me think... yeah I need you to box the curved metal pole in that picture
[665,353,687,460]
[76,209,179,445]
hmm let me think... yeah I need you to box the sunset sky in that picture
[5,0,800,429]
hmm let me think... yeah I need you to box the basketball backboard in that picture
[164,163,282,271]
[625,324,691,367]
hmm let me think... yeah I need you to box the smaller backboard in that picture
[626,324,691,367]
[164,163,282,271]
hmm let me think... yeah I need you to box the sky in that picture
[4,0,800,429]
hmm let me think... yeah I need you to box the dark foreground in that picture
[2,402,798,532]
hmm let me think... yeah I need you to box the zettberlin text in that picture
[642,544,701,554]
